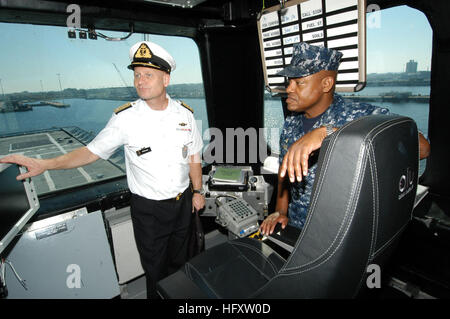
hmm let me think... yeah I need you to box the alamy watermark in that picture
[66,4,81,29]
[66,264,81,289]
[366,263,381,289]
[198,121,281,165]
[367,4,381,29]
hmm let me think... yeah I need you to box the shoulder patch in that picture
[114,102,133,114]
[177,100,194,114]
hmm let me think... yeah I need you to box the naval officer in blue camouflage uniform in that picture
[260,42,430,235]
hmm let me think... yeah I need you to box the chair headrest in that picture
[280,114,418,297]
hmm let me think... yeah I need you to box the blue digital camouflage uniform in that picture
[277,42,343,78]
[279,93,390,229]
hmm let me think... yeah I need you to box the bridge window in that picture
[0,22,207,195]
[346,5,432,175]
[263,92,284,156]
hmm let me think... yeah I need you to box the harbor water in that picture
[0,86,430,173]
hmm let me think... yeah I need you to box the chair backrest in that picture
[255,115,419,298]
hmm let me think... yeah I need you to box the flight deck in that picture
[0,127,125,196]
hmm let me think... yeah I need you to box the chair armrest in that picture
[157,270,209,299]
[266,223,301,253]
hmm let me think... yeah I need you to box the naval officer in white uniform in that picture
[0,41,205,299]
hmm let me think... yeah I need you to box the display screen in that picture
[0,164,37,254]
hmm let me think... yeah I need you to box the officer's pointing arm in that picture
[0,146,99,180]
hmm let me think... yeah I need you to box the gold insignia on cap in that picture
[179,122,187,126]
[134,43,153,59]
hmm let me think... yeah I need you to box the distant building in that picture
[406,60,418,73]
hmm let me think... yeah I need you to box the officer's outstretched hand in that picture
[192,193,205,213]
[259,211,289,236]
[279,126,327,183]
[0,154,46,180]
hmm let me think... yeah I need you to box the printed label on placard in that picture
[268,77,285,84]
[262,29,281,39]
[283,46,294,55]
[261,11,279,29]
[267,67,284,75]
[311,41,325,47]
[325,0,357,13]
[303,30,324,42]
[327,24,358,37]
[263,39,282,49]
[282,24,300,35]
[300,0,323,19]
[283,34,301,46]
[280,5,299,24]
[326,10,358,26]
[338,83,358,89]
[264,48,283,58]
[337,48,359,58]
[302,18,323,31]
[339,61,359,70]
[337,72,360,81]
[265,58,284,67]
[328,36,358,48]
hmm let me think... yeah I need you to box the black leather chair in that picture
[157,114,419,298]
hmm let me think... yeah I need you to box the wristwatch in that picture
[193,188,205,195]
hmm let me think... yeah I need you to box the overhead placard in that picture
[257,0,366,93]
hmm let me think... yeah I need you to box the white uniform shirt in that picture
[87,96,203,200]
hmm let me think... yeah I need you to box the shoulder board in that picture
[114,102,133,114]
[177,100,194,114]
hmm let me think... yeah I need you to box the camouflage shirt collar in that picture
[311,93,343,129]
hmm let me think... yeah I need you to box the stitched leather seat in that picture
[157,114,419,298]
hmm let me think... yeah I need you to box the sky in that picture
[0,5,432,94]
[0,24,204,93]
[366,5,432,74]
